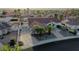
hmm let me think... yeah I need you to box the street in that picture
[33,38,79,51]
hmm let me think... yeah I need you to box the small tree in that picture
[2,10,7,15]
[9,40,16,48]
[59,14,64,21]
[47,23,53,35]
[54,14,58,19]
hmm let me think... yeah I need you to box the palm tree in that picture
[59,14,64,21]
[54,14,58,19]
[47,23,53,35]
[2,10,7,16]
[14,9,17,17]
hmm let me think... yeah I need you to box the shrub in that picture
[0,44,21,51]
[18,41,24,46]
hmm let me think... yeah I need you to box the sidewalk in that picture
[20,32,33,50]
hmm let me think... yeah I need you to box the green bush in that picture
[18,41,24,46]
[34,25,45,35]
[33,23,54,35]
[0,44,21,51]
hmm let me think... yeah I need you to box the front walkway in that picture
[20,32,33,50]
[53,28,63,38]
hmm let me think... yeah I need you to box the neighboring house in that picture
[0,22,11,36]
[22,18,29,27]
[0,24,8,35]
[9,18,19,31]
[28,17,61,27]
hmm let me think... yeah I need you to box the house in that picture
[28,17,61,27]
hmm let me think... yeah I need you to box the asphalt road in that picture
[32,38,79,51]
